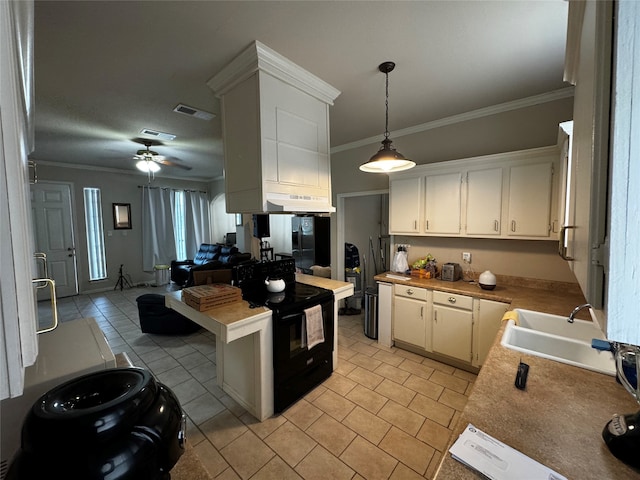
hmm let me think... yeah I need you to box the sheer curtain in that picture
[184,190,211,259]
[141,186,177,272]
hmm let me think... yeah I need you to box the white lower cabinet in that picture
[393,285,430,350]
[391,285,509,370]
[432,291,473,363]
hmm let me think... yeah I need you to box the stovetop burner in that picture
[244,282,332,312]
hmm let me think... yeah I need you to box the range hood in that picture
[266,193,336,213]
[208,41,340,214]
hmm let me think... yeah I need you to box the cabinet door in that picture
[507,162,553,237]
[389,177,422,233]
[424,172,461,234]
[432,305,472,362]
[473,299,509,367]
[466,168,502,235]
[393,296,427,349]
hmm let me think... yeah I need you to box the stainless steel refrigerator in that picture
[291,215,330,272]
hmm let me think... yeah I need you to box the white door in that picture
[31,183,78,299]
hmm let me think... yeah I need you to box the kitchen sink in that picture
[500,309,616,376]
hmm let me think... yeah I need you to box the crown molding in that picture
[331,86,575,154]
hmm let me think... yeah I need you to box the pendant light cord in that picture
[384,71,390,141]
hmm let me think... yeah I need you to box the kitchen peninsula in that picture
[164,276,353,421]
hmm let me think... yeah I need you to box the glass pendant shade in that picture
[360,138,416,173]
[360,61,415,174]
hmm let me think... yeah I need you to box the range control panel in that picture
[234,258,296,290]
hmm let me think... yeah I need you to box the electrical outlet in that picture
[462,252,472,263]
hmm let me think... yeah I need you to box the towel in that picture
[304,304,325,349]
[502,310,519,326]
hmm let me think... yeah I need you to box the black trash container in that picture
[364,286,378,339]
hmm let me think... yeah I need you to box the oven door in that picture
[273,297,334,383]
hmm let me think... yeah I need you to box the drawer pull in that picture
[448,297,456,304]
[407,288,414,295]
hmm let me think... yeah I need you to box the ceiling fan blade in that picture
[152,157,192,170]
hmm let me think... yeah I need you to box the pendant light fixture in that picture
[360,62,415,173]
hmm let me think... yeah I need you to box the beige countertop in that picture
[374,272,639,479]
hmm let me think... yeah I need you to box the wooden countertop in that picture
[374,272,640,478]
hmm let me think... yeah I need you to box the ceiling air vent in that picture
[139,129,176,141]
[173,104,215,121]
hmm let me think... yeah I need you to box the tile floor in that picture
[42,285,476,480]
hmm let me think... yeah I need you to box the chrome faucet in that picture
[568,303,592,323]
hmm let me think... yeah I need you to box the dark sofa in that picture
[170,243,251,287]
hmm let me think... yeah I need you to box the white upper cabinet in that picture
[208,41,340,214]
[465,167,503,236]
[389,176,422,233]
[424,172,461,234]
[389,146,560,240]
[506,161,553,237]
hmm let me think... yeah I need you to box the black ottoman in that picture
[136,294,200,335]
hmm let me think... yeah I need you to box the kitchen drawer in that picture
[433,290,473,310]
[394,284,428,300]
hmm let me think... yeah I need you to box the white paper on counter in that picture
[449,424,568,480]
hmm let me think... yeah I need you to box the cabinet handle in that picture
[448,297,456,304]
[434,311,437,322]
[494,220,499,232]
[407,288,414,295]
[558,225,576,261]
[413,220,417,230]
[425,220,429,230]
[511,220,516,232]
[420,306,424,318]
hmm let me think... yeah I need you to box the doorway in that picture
[31,182,78,298]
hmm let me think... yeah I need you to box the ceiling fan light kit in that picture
[360,61,416,174]
[136,159,161,173]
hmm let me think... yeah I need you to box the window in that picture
[83,188,107,280]
[173,190,186,261]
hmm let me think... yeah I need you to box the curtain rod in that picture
[137,185,207,194]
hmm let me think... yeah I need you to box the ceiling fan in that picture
[133,140,192,172]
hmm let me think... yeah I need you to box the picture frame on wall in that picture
[113,203,132,229]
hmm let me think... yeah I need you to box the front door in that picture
[31,182,79,299]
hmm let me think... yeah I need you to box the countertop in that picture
[374,272,640,479]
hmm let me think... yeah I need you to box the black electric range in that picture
[233,259,334,413]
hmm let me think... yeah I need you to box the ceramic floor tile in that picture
[189,360,218,383]
[252,456,303,480]
[240,412,287,440]
[155,365,193,388]
[264,421,317,467]
[342,406,392,445]
[429,369,469,394]
[379,426,434,475]
[295,445,355,480]
[408,394,455,428]
[182,392,227,425]
[421,357,456,375]
[306,413,357,457]
[220,430,275,479]
[349,353,384,371]
[340,436,398,480]
[372,349,404,367]
[345,384,388,414]
[377,401,425,437]
[374,378,416,407]
[322,372,358,396]
[454,368,478,383]
[172,377,208,405]
[398,358,436,380]
[200,409,249,449]
[416,418,452,452]
[349,341,379,357]
[215,467,241,480]
[178,350,210,370]
[438,388,469,411]
[312,389,356,422]
[282,399,324,430]
[193,439,230,478]
[390,462,425,480]
[346,366,385,390]
[334,358,357,376]
[426,450,444,479]
[374,363,412,384]
[403,374,445,400]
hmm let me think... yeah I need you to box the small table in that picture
[260,247,273,261]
